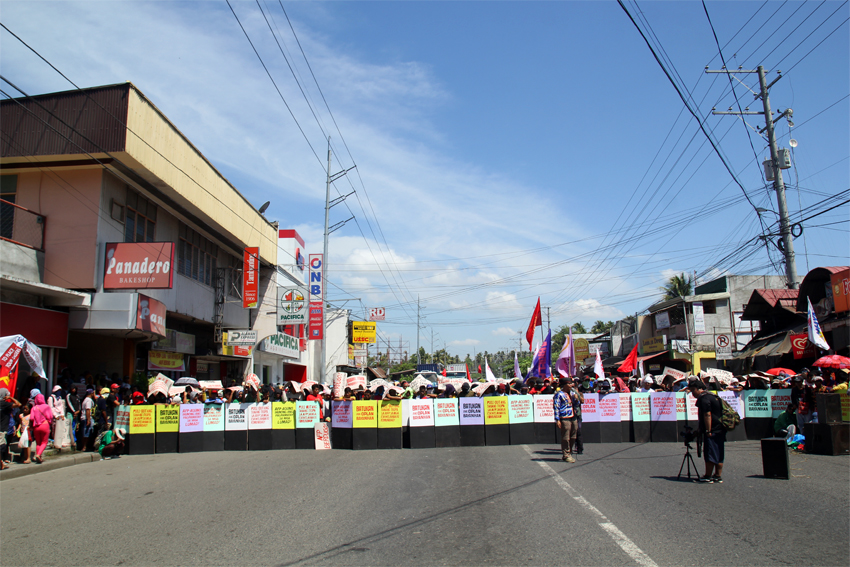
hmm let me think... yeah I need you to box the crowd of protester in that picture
[1,364,845,470]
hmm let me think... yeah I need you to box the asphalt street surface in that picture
[1,440,848,566]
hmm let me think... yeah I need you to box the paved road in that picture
[1,441,847,566]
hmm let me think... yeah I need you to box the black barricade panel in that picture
[352,428,378,451]
[485,424,510,446]
[534,422,559,445]
[650,421,677,443]
[271,429,297,450]
[460,425,485,446]
[202,431,224,452]
[581,422,600,444]
[805,422,850,455]
[128,433,154,455]
[621,421,634,443]
[332,428,352,450]
[402,426,411,449]
[761,437,790,479]
[295,428,314,449]
[599,422,622,443]
[377,428,402,450]
[509,423,535,445]
[178,432,203,453]
[409,426,436,449]
[816,393,843,424]
[248,430,273,451]
[745,418,774,440]
[155,432,178,453]
[435,426,461,448]
[224,431,248,451]
[633,422,650,443]
[727,420,748,441]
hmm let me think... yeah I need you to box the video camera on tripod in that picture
[681,425,702,458]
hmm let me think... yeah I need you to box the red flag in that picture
[526,298,542,350]
[466,364,472,382]
[477,364,482,374]
[441,368,447,377]
[617,344,639,373]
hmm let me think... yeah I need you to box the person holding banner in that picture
[0,389,21,470]
[554,377,577,463]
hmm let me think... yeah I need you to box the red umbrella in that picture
[812,355,850,369]
[766,367,796,376]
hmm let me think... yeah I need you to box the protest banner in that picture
[409,399,436,449]
[224,403,249,451]
[507,395,534,445]
[155,404,180,453]
[769,389,793,418]
[619,393,634,442]
[352,401,378,450]
[330,400,353,450]
[296,401,320,449]
[459,397,485,446]
[128,405,155,454]
[649,392,677,443]
[484,397,509,446]
[202,403,225,451]
[247,403,273,450]
[434,398,461,447]
[377,400,402,449]
[530,394,557,444]
[314,422,332,450]
[631,393,651,443]
[741,389,773,440]
[598,393,622,443]
[178,403,204,453]
[270,401,297,449]
[580,393,600,444]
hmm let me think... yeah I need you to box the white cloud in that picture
[492,327,518,337]
[450,338,481,346]
[555,299,625,322]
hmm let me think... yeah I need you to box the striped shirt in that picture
[553,390,574,420]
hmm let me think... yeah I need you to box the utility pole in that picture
[545,307,551,338]
[708,66,798,288]
[431,328,435,364]
[416,296,421,365]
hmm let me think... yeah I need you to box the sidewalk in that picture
[0,449,101,481]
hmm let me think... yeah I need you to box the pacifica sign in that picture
[104,242,175,289]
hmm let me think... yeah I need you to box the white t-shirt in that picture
[82,397,95,423]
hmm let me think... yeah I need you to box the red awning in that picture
[0,302,68,348]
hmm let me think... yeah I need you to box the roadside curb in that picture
[0,452,101,481]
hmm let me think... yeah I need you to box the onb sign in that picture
[309,254,324,302]
[277,286,307,324]
[368,307,385,321]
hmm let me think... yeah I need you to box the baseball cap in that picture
[111,383,119,390]
[100,387,110,395]
[0,388,9,400]
[114,428,126,440]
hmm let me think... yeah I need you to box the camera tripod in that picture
[677,443,699,480]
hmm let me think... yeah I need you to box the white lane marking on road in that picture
[523,445,658,567]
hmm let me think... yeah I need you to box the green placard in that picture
[507,395,534,424]
[742,390,771,418]
[631,393,651,422]
[434,398,460,427]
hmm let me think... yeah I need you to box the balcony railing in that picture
[0,198,44,251]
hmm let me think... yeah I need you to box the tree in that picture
[571,322,587,334]
[661,273,693,300]
[591,320,614,334]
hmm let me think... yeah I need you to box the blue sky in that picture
[2,1,848,358]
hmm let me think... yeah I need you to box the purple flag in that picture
[556,328,576,377]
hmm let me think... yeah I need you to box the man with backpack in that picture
[688,380,725,484]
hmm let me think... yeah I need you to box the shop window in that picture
[177,223,218,286]
[124,188,157,243]
[225,254,243,297]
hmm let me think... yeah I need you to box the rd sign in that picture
[368,307,385,321]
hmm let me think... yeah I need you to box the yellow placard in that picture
[378,400,402,428]
[155,404,180,432]
[841,393,849,422]
[129,405,155,434]
[353,400,378,428]
[272,402,296,429]
[484,397,509,425]
[148,350,186,370]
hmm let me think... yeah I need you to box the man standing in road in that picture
[688,380,725,483]
[554,377,577,463]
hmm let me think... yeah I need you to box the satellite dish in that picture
[789,139,798,148]
[258,201,271,214]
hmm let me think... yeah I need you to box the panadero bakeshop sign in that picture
[104,242,175,289]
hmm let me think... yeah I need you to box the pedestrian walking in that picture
[29,394,54,464]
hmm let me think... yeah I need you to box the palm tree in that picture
[661,273,693,300]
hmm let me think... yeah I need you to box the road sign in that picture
[715,334,732,360]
